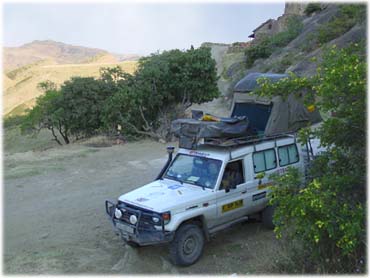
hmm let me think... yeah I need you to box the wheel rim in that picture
[183,235,197,256]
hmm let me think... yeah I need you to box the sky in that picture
[3,2,285,55]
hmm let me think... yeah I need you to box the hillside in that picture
[4,40,139,70]
[3,40,139,116]
[4,60,137,116]
[194,3,366,115]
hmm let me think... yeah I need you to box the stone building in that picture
[248,3,308,40]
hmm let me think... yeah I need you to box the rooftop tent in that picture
[231,72,322,136]
[233,72,289,93]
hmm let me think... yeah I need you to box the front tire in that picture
[169,224,204,266]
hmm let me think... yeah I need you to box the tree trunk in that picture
[48,126,63,145]
[57,120,70,144]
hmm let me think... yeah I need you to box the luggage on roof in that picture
[171,114,257,149]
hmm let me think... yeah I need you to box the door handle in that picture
[241,191,247,194]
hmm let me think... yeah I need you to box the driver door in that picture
[215,159,248,225]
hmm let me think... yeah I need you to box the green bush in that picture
[3,115,27,129]
[22,46,220,143]
[245,16,303,68]
[245,36,273,67]
[257,44,366,273]
[304,3,322,16]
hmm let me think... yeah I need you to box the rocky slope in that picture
[196,4,366,116]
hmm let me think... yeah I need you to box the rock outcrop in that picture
[193,3,366,117]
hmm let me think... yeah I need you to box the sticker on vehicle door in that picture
[222,199,243,213]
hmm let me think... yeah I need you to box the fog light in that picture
[129,215,138,225]
[152,217,160,223]
[114,208,122,219]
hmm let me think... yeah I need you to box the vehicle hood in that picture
[118,179,211,213]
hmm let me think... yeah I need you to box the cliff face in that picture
[193,4,366,117]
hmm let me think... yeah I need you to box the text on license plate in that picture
[116,222,134,234]
[222,199,243,213]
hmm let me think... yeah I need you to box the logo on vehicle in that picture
[168,184,183,190]
[189,150,210,157]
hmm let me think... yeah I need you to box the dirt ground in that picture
[4,134,284,275]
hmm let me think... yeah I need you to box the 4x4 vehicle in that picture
[105,134,309,266]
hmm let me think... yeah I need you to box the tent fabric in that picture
[231,102,272,133]
[232,72,322,136]
[234,72,289,93]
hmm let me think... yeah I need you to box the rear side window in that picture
[253,149,277,173]
[278,144,299,166]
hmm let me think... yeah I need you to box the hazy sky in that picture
[4,3,285,55]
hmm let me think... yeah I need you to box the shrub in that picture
[3,115,27,129]
[245,16,303,68]
[245,36,273,67]
[304,3,323,16]
[257,44,366,273]
[23,46,220,143]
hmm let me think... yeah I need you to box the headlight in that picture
[152,217,160,223]
[129,214,138,225]
[114,208,122,219]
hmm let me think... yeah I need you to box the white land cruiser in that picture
[105,135,309,266]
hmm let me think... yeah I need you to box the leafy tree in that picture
[21,46,219,143]
[102,46,219,140]
[256,44,366,273]
[21,85,66,145]
[59,77,112,138]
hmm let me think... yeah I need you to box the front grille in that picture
[116,202,161,231]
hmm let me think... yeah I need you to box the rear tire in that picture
[169,224,204,266]
[262,205,275,229]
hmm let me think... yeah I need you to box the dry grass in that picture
[3,60,137,116]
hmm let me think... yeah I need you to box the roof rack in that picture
[201,132,297,148]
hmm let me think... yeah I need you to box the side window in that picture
[278,144,299,166]
[252,149,277,173]
[220,160,245,190]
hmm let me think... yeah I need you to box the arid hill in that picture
[3,40,139,116]
[4,40,139,70]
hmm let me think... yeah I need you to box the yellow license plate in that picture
[222,199,243,213]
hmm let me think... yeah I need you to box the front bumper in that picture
[105,200,174,246]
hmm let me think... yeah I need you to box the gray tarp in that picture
[171,117,254,139]
[232,72,322,136]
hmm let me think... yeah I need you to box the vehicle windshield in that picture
[164,154,222,189]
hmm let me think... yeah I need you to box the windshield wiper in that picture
[164,175,183,184]
[186,180,206,190]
